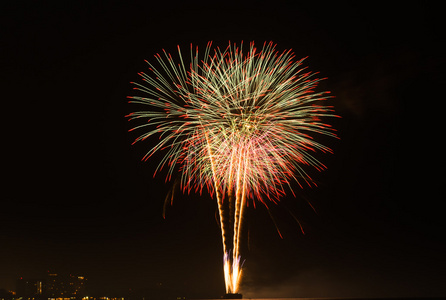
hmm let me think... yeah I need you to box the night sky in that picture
[2,1,445,299]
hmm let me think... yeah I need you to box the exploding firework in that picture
[127,41,337,294]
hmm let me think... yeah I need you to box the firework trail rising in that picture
[127,41,337,294]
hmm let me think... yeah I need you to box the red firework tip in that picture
[300,56,309,62]
[294,217,305,235]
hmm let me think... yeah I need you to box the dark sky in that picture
[1,1,445,299]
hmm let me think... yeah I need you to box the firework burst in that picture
[127,41,337,294]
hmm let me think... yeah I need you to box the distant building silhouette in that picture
[16,278,44,299]
[17,273,86,300]
[0,288,15,300]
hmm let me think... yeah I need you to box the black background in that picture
[1,1,445,298]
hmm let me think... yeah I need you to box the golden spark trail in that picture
[231,146,248,293]
[225,146,239,293]
[231,149,244,293]
[204,131,230,292]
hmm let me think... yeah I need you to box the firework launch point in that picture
[222,293,242,299]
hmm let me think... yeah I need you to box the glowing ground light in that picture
[127,41,338,294]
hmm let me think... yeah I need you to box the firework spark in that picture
[127,41,337,294]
